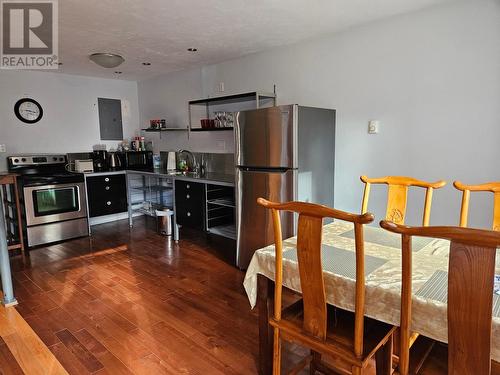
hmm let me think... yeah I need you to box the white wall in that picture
[137,66,235,154]
[143,0,500,228]
[0,70,139,170]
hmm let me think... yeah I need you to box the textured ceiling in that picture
[53,0,453,81]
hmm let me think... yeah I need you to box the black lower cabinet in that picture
[86,174,128,217]
[175,180,205,229]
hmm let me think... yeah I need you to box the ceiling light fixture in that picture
[89,53,125,68]
[142,62,151,66]
[187,48,197,52]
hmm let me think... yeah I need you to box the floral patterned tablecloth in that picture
[243,221,500,361]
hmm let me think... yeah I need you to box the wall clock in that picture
[14,98,43,124]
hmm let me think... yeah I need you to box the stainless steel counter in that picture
[82,170,126,177]
[126,169,234,186]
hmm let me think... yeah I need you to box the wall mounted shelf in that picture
[188,90,277,133]
[190,127,234,132]
[141,128,188,132]
[140,127,188,139]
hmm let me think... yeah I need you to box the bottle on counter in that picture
[153,154,161,169]
[140,136,145,151]
[132,137,140,151]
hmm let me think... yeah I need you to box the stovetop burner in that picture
[7,154,84,186]
[20,173,84,187]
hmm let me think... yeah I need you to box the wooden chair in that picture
[380,220,500,375]
[360,176,446,226]
[257,198,396,375]
[453,181,500,231]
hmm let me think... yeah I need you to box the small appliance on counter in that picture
[166,151,176,171]
[75,159,94,173]
[107,152,122,170]
[116,150,153,171]
[92,150,108,172]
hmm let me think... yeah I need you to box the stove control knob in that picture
[105,186,110,191]
[59,158,64,161]
[13,158,19,163]
[21,158,26,162]
[53,157,57,161]
[106,201,111,206]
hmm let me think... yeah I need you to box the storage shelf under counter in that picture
[205,184,236,241]
[126,170,179,241]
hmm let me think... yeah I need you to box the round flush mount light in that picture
[142,62,151,66]
[89,53,125,68]
[187,48,197,52]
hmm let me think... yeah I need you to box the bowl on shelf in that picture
[200,118,215,129]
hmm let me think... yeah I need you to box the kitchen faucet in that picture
[178,149,197,173]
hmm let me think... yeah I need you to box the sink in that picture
[166,171,203,177]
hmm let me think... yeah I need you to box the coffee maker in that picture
[92,150,108,172]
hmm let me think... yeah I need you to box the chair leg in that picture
[352,366,362,375]
[309,350,321,374]
[375,335,393,375]
[273,328,281,375]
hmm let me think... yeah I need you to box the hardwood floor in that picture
[3,217,307,374]
[0,302,68,374]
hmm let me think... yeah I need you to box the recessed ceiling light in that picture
[114,71,122,74]
[187,48,197,52]
[89,53,125,68]
[142,62,151,66]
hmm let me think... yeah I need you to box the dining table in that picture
[243,220,500,375]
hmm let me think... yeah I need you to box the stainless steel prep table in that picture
[126,169,235,242]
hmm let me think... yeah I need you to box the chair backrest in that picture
[257,198,374,358]
[453,181,500,231]
[360,176,446,226]
[380,220,500,375]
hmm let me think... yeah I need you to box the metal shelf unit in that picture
[205,184,235,240]
[127,171,178,240]
[188,90,277,133]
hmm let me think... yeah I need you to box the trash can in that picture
[156,207,173,236]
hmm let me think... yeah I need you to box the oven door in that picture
[24,182,87,226]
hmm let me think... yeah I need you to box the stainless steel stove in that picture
[7,154,89,247]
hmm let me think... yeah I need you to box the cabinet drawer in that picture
[175,180,205,229]
[88,195,127,217]
[86,174,127,217]
[175,206,204,229]
[175,180,204,196]
[87,174,126,189]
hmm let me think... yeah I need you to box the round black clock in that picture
[14,98,43,124]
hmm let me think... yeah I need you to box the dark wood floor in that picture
[4,217,305,374]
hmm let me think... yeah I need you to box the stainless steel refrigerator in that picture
[235,104,335,269]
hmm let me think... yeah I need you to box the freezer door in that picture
[235,105,296,169]
[236,168,296,269]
